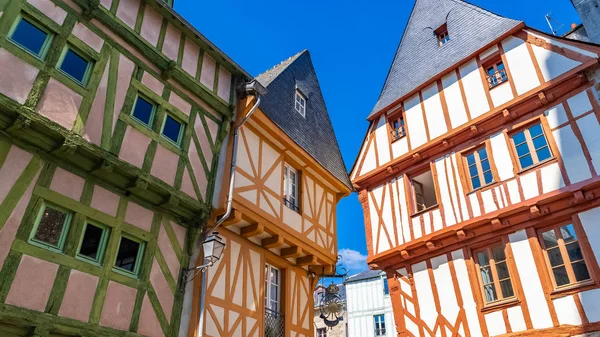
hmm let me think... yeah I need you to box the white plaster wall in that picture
[568,91,593,117]
[544,103,568,129]
[412,216,422,239]
[346,275,397,337]
[482,189,497,213]
[469,193,481,218]
[431,255,459,324]
[405,94,428,148]
[507,306,527,333]
[490,82,514,107]
[451,154,470,221]
[451,250,483,337]
[552,125,592,184]
[435,156,457,227]
[369,185,383,255]
[375,116,391,166]
[527,31,598,58]
[480,45,499,60]
[361,138,378,176]
[579,289,600,323]
[391,178,405,245]
[391,136,409,160]
[351,124,372,180]
[412,261,437,331]
[553,295,583,326]
[460,59,490,119]
[520,170,539,200]
[531,44,580,81]
[485,311,506,337]
[507,179,521,204]
[380,190,395,253]
[577,114,600,174]
[397,177,411,243]
[502,36,540,95]
[508,230,553,329]
[577,207,600,271]
[422,83,447,140]
[540,162,565,193]
[441,72,469,129]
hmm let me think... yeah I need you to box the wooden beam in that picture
[241,222,264,238]
[262,235,284,249]
[220,209,242,227]
[281,246,302,258]
[297,255,316,266]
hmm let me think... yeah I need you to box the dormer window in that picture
[295,90,306,117]
[435,24,450,46]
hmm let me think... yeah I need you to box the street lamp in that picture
[202,231,226,265]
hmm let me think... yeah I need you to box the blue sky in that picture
[174,0,582,274]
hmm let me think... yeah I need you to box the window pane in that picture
[471,177,481,189]
[542,230,559,248]
[478,148,488,160]
[480,266,493,284]
[532,135,548,150]
[500,279,514,298]
[466,153,476,166]
[516,143,530,157]
[487,67,495,76]
[492,245,506,261]
[536,147,552,162]
[566,242,583,262]
[512,131,526,145]
[496,261,510,279]
[481,159,491,172]
[483,171,494,184]
[529,124,543,138]
[553,266,570,286]
[477,251,490,267]
[79,224,104,261]
[132,97,154,125]
[519,154,534,169]
[483,284,497,302]
[561,224,577,242]
[162,115,182,144]
[34,206,68,247]
[469,165,479,178]
[572,261,591,282]
[115,237,141,273]
[60,49,89,83]
[547,247,564,267]
[11,18,48,56]
[497,62,505,71]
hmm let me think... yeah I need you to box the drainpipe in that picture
[197,79,265,337]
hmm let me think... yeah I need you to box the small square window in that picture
[57,47,93,85]
[373,314,386,336]
[9,16,52,58]
[510,122,552,171]
[435,24,450,46]
[77,222,109,264]
[283,164,299,212]
[464,146,494,191]
[113,235,144,277]
[30,203,72,251]
[485,58,508,89]
[131,95,156,126]
[295,90,306,117]
[389,114,406,141]
[161,114,184,146]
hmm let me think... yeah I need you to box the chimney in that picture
[572,0,600,43]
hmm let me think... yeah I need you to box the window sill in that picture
[391,135,406,143]
[488,80,510,90]
[410,204,439,218]
[517,157,557,176]
[480,297,520,313]
[550,280,597,299]
[466,181,499,196]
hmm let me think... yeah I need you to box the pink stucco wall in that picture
[187,140,207,201]
[206,117,219,144]
[169,92,191,116]
[50,167,85,201]
[84,61,109,146]
[180,167,197,199]
[141,72,164,96]
[158,225,179,279]
[0,49,38,104]
[99,0,111,9]
[137,295,165,337]
[112,54,136,133]
[27,0,67,24]
[5,255,58,311]
[0,146,33,205]
[150,145,178,185]
[162,23,180,61]
[90,185,120,217]
[100,281,137,330]
[115,0,139,29]
[119,126,151,168]
[217,67,232,102]
[72,22,104,53]
[140,5,162,47]
[125,201,153,232]
[181,39,199,77]
[149,259,174,321]
[194,115,213,166]
[200,53,216,89]
[171,221,186,250]
[37,79,83,130]
[58,270,99,322]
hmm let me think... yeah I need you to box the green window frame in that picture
[130,94,157,128]
[56,45,94,86]
[160,113,185,147]
[76,221,110,266]
[8,14,53,60]
[112,234,145,278]
[28,203,72,253]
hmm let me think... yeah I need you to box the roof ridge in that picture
[256,50,307,87]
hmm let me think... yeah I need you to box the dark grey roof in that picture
[345,269,384,283]
[256,51,352,190]
[368,0,522,119]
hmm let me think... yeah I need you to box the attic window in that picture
[295,90,306,118]
[435,24,450,46]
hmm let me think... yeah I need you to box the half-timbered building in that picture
[0,0,251,336]
[185,50,353,337]
[352,0,600,336]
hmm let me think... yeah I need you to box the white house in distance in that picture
[352,0,600,336]
[346,270,397,337]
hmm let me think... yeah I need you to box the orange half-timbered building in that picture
[186,50,352,337]
[352,0,600,336]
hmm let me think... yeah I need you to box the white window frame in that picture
[374,314,386,336]
[265,264,281,312]
[284,164,299,211]
[295,90,306,117]
[317,328,327,337]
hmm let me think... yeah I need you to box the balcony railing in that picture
[283,197,299,213]
[265,308,285,337]
[487,69,508,89]
[390,127,406,141]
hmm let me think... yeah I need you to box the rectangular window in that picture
[113,235,144,277]
[283,164,299,212]
[265,264,281,312]
[540,224,591,288]
[464,146,494,191]
[389,115,406,141]
[317,328,327,337]
[8,15,52,59]
[435,24,450,46]
[475,243,515,304]
[57,46,93,86]
[383,277,389,295]
[29,203,72,252]
[510,122,552,170]
[485,58,508,89]
[77,222,109,265]
[373,314,386,336]
[131,95,156,127]
[161,114,184,146]
[410,170,438,213]
[295,90,306,117]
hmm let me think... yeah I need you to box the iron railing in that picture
[390,127,406,141]
[487,69,508,89]
[265,308,285,337]
[283,197,299,213]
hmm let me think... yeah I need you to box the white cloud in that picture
[339,248,368,273]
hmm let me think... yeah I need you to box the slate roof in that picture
[256,51,353,190]
[345,269,384,283]
[368,0,522,119]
